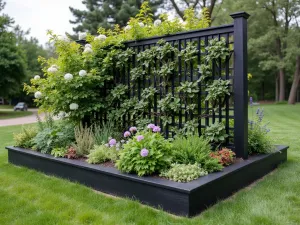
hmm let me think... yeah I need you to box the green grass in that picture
[0,104,300,225]
[0,110,33,119]
[0,105,13,109]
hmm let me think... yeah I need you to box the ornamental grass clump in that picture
[116,125,172,176]
[73,124,95,156]
[93,120,119,145]
[172,135,223,173]
[160,164,207,183]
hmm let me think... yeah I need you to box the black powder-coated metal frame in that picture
[6,145,288,217]
[79,12,250,158]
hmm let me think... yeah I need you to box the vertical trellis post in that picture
[230,12,250,159]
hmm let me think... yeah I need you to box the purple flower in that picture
[256,108,260,115]
[147,124,155,129]
[152,126,161,133]
[124,131,131,138]
[109,139,117,147]
[140,148,149,157]
[249,97,253,106]
[136,135,144,142]
[129,126,137,133]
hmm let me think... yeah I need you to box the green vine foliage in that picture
[205,79,230,108]
[24,2,232,141]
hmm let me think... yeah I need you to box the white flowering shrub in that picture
[24,3,210,123]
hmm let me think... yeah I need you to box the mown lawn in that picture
[0,105,13,109]
[0,110,32,119]
[0,104,299,225]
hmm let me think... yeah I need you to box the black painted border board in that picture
[6,145,288,217]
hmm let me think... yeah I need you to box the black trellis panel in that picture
[77,13,249,159]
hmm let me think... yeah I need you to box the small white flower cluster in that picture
[34,75,40,80]
[95,34,106,41]
[124,25,131,31]
[83,43,93,54]
[47,64,59,73]
[64,73,73,81]
[57,35,69,42]
[78,32,87,40]
[79,70,87,77]
[58,111,66,118]
[69,103,79,110]
[34,91,42,99]
[154,19,161,27]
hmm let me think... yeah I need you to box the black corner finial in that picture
[230,12,250,19]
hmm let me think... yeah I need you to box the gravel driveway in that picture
[0,109,45,127]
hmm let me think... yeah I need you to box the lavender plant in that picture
[248,102,274,154]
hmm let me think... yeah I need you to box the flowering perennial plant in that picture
[116,124,172,176]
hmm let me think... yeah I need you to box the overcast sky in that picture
[4,0,85,45]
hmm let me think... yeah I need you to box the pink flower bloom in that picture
[147,124,155,129]
[140,148,149,157]
[136,135,144,142]
[129,126,137,133]
[109,139,117,147]
[124,131,131,138]
[152,126,161,132]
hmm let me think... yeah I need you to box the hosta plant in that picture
[51,147,67,158]
[204,122,228,145]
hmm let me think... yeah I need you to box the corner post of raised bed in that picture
[230,12,250,159]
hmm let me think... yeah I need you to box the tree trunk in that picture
[279,68,285,101]
[275,74,279,101]
[288,56,300,104]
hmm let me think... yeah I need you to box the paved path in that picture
[0,109,45,127]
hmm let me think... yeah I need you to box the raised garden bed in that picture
[6,145,288,217]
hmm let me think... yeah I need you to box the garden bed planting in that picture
[6,145,287,217]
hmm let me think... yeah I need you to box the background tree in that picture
[163,0,222,21]
[212,0,300,103]
[69,0,163,35]
[11,25,48,105]
[0,0,26,98]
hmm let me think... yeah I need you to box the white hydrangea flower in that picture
[95,34,107,41]
[78,32,87,40]
[154,19,162,27]
[64,73,73,80]
[83,47,93,54]
[57,35,69,42]
[47,66,58,73]
[34,91,42,99]
[51,64,59,69]
[34,75,40,80]
[69,103,79,110]
[139,22,144,27]
[85,44,92,49]
[79,70,87,77]
[124,25,131,31]
[58,111,66,118]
